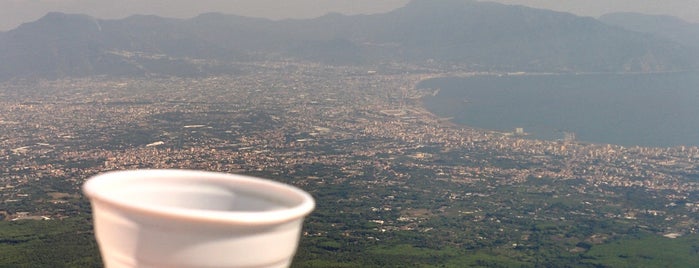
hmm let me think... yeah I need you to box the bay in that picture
[419,72,699,147]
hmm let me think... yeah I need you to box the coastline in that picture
[414,71,699,148]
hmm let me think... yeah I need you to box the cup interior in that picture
[83,169,315,224]
[118,180,292,211]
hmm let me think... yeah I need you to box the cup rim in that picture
[82,169,315,225]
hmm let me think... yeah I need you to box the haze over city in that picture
[0,0,697,31]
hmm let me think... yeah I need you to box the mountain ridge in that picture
[599,12,699,52]
[0,0,696,80]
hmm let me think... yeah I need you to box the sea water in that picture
[420,71,699,147]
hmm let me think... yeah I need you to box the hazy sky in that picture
[0,0,696,31]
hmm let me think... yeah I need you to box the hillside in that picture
[0,0,696,80]
[599,12,699,51]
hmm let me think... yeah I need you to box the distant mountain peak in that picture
[13,12,102,34]
[33,12,97,25]
[0,1,697,80]
[600,12,692,27]
[599,12,699,51]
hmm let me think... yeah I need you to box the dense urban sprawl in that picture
[1,61,698,266]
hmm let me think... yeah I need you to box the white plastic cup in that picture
[82,169,315,268]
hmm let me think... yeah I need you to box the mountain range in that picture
[599,12,699,52]
[0,0,697,80]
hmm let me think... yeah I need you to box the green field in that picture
[581,233,699,268]
[2,217,699,267]
[0,217,101,267]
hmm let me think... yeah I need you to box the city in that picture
[1,61,699,266]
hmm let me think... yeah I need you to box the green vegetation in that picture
[1,173,676,267]
[293,232,699,267]
[0,216,101,267]
[1,153,696,267]
[582,233,699,267]
[4,217,696,268]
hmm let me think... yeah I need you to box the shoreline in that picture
[413,71,699,149]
